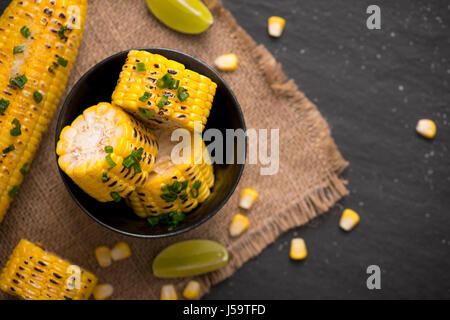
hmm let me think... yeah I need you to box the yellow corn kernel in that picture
[239,188,258,210]
[268,16,286,37]
[182,280,200,300]
[339,209,360,231]
[160,284,178,300]
[416,119,436,139]
[229,214,249,237]
[214,53,238,71]
[94,246,112,268]
[111,242,132,261]
[93,284,114,300]
[289,238,307,260]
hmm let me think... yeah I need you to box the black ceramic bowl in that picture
[55,48,246,238]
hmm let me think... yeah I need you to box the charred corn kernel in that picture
[268,16,286,37]
[289,238,307,260]
[0,239,97,300]
[93,283,114,300]
[94,246,112,268]
[239,188,258,210]
[339,209,360,231]
[111,242,132,261]
[160,284,178,300]
[0,0,87,222]
[214,53,238,71]
[112,50,217,132]
[126,130,214,218]
[416,119,436,139]
[183,280,200,300]
[56,103,158,202]
[229,214,249,237]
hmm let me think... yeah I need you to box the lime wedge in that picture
[152,240,229,278]
[146,0,214,34]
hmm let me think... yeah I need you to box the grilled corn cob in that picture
[126,129,214,218]
[0,0,87,222]
[112,50,217,132]
[0,239,97,300]
[56,102,159,202]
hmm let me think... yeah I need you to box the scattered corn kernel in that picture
[183,280,201,300]
[214,53,238,71]
[93,283,114,300]
[161,284,178,300]
[339,209,360,231]
[289,238,307,260]
[111,241,132,261]
[416,119,436,139]
[239,188,258,210]
[229,214,249,237]
[95,246,112,267]
[268,16,286,37]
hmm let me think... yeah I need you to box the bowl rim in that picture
[55,47,246,239]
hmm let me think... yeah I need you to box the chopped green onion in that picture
[122,156,135,168]
[190,180,202,198]
[110,192,121,202]
[58,26,67,39]
[157,95,168,109]
[136,62,146,72]
[161,193,177,202]
[8,186,19,198]
[193,180,202,189]
[105,145,113,154]
[10,74,27,90]
[138,107,153,119]
[2,144,15,154]
[0,98,10,115]
[102,172,108,182]
[20,26,31,38]
[10,118,21,136]
[33,91,43,103]
[171,212,186,226]
[20,162,29,176]
[147,217,159,227]
[13,45,25,54]
[177,87,190,102]
[156,73,173,89]
[169,79,180,90]
[105,154,116,170]
[57,56,68,67]
[138,91,152,102]
[122,147,144,173]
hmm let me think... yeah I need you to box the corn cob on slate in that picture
[127,129,214,218]
[0,239,97,300]
[56,102,159,202]
[0,0,87,222]
[111,50,217,132]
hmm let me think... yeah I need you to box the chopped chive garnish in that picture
[136,62,146,72]
[171,212,186,226]
[190,180,202,198]
[33,91,43,103]
[57,56,68,67]
[20,26,31,38]
[156,73,173,89]
[138,91,152,102]
[169,79,180,90]
[105,154,116,170]
[157,95,168,109]
[110,192,121,202]
[10,118,21,136]
[2,144,15,154]
[156,79,165,89]
[20,162,29,176]
[102,172,108,182]
[122,147,144,173]
[8,186,19,198]
[105,145,113,154]
[13,45,25,54]
[147,217,159,227]
[0,98,10,115]
[177,87,189,102]
[58,26,67,39]
[161,193,177,202]
[193,180,201,189]
[138,107,153,119]
[10,74,27,90]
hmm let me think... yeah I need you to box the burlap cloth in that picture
[0,0,349,299]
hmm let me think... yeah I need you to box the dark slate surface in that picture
[1,0,449,299]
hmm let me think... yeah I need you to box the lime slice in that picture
[152,240,229,278]
[146,0,214,34]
